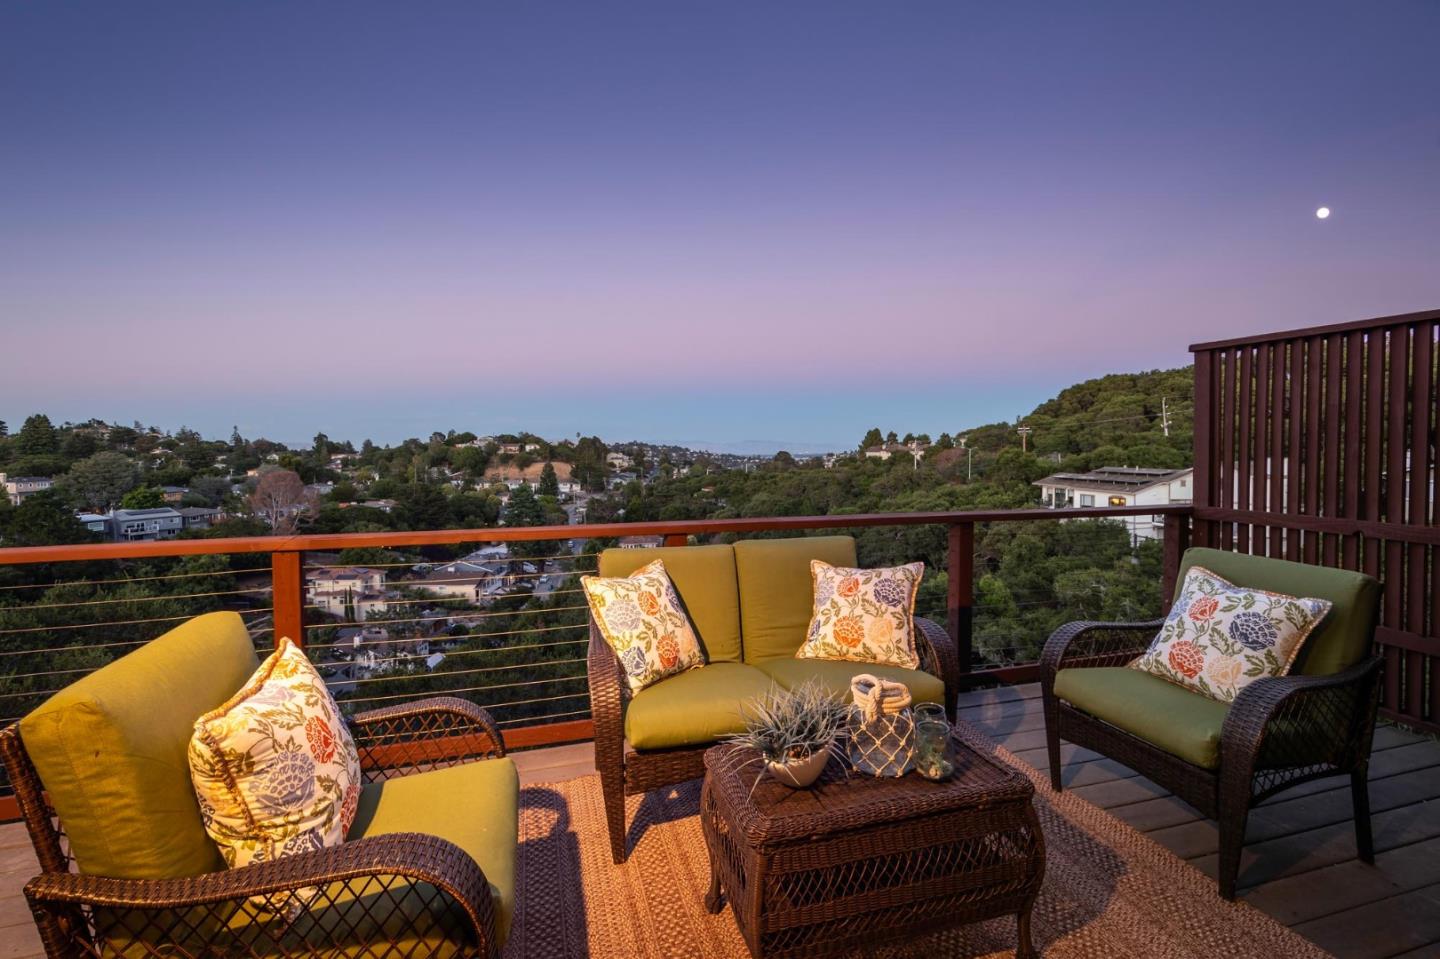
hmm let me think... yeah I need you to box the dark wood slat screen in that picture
[1191,309,1440,733]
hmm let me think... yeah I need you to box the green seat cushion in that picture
[1176,548,1380,676]
[733,536,857,663]
[624,662,774,750]
[19,611,260,879]
[599,544,742,663]
[754,657,945,707]
[1053,667,1230,769]
[335,757,520,950]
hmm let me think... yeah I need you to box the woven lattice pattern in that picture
[350,696,505,782]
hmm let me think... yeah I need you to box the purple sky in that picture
[3,3,1438,452]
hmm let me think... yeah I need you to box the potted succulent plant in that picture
[727,680,849,788]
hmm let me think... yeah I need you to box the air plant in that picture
[725,680,849,764]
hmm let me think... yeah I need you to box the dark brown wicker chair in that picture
[1040,547,1383,900]
[1,610,516,959]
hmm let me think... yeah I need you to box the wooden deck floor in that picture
[2,684,1437,958]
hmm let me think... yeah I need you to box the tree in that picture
[397,483,451,530]
[860,428,884,452]
[120,485,166,509]
[65,451,140,511]
[0,489,99,546]
[0,419,7,437]
[538,462,560,498]
[504,483,544,527]
[248,469,314,533]
[16,414,57,455]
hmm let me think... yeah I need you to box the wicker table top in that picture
[703,720,1035,846]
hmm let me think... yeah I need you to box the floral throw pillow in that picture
[189,637,362,900]
[582,559,705,694]
[1130,566,1332,702]
[796,560,924,669]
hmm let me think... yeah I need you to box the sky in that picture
[2,2,1438,453]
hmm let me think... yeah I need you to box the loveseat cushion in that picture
[333,757,520,949]
[1053,666,1230,769]
[624,662,774,750]
[755,657,945,707]
[600,544,742,663]
[19,611,261,880]
[1175,548,1379,677]
[734,536,857,663]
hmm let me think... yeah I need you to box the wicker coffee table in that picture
[700,721,1044,959]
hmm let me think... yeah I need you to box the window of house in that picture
[1078,493,1095,507]
[1109,495,1127,506]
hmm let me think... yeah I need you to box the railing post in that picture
[947,522,974,674]
[272,550,306,648]
[1161,513,1189,609]
[662,534,687,547]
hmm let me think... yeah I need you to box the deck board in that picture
[0,683,1435,958]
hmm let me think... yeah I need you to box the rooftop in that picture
[1035,465,1192,493]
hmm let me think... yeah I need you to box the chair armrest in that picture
[1040,619,1165,688]
[588,620,628,755]
[914,617,960,715]
[24,832,500,959]
[1221,655,1384,780]
[350,697,505,780]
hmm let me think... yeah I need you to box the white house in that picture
[1034,466,1193,544]
[606,451,633,469]
[307,567,388,622]
[0,473,54,506]
[417,559,517,603]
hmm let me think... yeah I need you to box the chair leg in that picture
[599,766,627,865]
[1351,767,1375,863]
[1043,700,1063,792]
[1216,800,1249,901]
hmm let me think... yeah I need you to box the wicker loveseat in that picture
[1041,547,1382,900]
[589,535,960,863]
[0,610,518,958]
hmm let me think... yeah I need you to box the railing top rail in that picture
[0,505,1193,566]
[1188,307,1440,353]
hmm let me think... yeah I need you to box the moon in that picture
[1316,207,1331,219]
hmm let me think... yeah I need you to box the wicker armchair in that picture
[0,612,518,959]
[1040,548,1382,900]
[588,536,961,864]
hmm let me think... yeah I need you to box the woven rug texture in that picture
[502,737,1331,959]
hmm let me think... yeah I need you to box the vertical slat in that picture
[1237,346,1254,553]
[1286,338,1305,561]
[1253,343,1272,556]
[1219,348,1237,552]
[1192,350,1215,549]
[272,551,306,647]
[1303,335,1324,564]
[947,522,974,674]
[1269,341,1286,557]
[1384,327,1410,717]
[1405,322,1433,721]
[1322,333,1344,566]
[1342,330,1365,569]
[1363,329,1386,580]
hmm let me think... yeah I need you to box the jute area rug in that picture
[502,735,1331,959]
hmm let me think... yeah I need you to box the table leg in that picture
[1016,906,1036,959]
[704,871,724,914]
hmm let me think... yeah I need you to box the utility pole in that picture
[1161,397,1171,437]
[1016,425,1032,453]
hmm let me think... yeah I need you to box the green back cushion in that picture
[733,535,858,663]
[1174,548,1380,676]
[19,611,261,879]
[598,544,742,663]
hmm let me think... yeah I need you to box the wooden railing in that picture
[1191,307,1440,733]
[0,504,1192,734]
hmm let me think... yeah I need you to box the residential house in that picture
[618,535,665,549]
[606,451,633,470]
[1034,466,1194,544]
[160,486,189,505]
[111,507,184,541]
[306,566,388,622]
[177,506,221,530]
[0,473,54,506]
[417,558,518,603]
[863,443,909,461]
[76,513,112,537]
